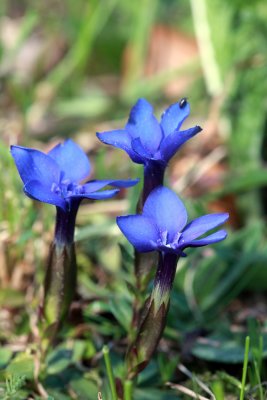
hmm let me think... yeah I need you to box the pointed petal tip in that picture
[135,97,153,109]
[186,229,228,248]
[213,212,230,223]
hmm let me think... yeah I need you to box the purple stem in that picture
[54,200,80,245]
[141,161,165,205]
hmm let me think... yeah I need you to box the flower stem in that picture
[54,203,79,245]
[103,345,118,400]
[41,202,80,339]
[127,252,178,378]
[132,161,165,332]
[139,161,165,210]
[42,241,77,335]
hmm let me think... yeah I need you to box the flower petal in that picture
[160,99,190,137]
[96,130,144,163]
[117,215,158,252]
[143,187,187,241]
[183,230,228,248]
[160,125,202,163]
[126,98,163,154]
[108,178,139,188]
[131,137,152,160]
[182,213,229,242]
[48,139,90,182]
[82,179,139,193]
[24,180,66,210]
[70,189,120,200]
[11,146,60,187]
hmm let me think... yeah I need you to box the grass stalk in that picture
[253,361,264,400]
[240,336,250,400]
[103,345,118,400]
[123,380,133,400]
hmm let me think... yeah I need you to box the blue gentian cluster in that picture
[97,98,229,377]
[11,98,229,373]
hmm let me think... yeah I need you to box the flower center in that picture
[51,179,85,198]
[155,230,185,253]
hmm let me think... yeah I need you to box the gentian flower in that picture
[11,139,138,330]
[97,98,202,204]
[117,186,229,378]
[11,139,138,243]
[117,186,228,257]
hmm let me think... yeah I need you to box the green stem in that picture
[240,336,250,400]
[103,345,118,400]
[253,361,264,400]
[123,380,133,400]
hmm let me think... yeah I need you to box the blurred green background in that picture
[1,0,267,399]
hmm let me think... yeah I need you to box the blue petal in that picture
[131,137,152,160]
[11,146,60,187]
[126,98,163,154]
[160,99,190,137]
[183,230,228,248]
[48,139,90,182]
[117,215,158,252]
[160,125,202,163]
[143,187,187,241]
[24,180,66,210]
[96,130,144,164]
[83,179,139,193]
[109,178,139,187]
[182,213,229,242]
[70,189,120,200]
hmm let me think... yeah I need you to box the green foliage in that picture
[1,0,267,398]
[1,374,27,400]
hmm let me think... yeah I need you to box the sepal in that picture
[41,241,77,338]
[126,298,169,379]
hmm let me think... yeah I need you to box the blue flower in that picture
[11,139,139,328]
[97,98,202,165]
[117,186,229,256]
[11,139,138,212]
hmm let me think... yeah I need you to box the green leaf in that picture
[0,289,25,308]
[69,377,98,400]
[134,388,181,400]
[0,348,13,369]
[45,392,69,400]
[109,297,132,332]
[6,354,34,379]
[191,330,267,364]
[46,348,72,375]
